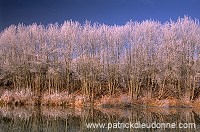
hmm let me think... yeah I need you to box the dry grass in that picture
[132,97,193,108]
[192,99,200,108]
[42,92,67,106]
[96,93,132,108]
[0,90,92,108]
[41,91,90,107]
[0,90,196,108]
[0,89,34,105]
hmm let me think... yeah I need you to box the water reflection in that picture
[0,106,199,132]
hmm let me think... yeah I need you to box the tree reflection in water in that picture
[0,106,199,132]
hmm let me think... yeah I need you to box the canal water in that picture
[0,106,199,131]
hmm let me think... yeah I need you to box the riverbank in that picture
[0,89,200,109]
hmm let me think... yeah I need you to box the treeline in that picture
[0,16,200,102]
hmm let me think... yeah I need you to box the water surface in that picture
[0,106,199,132]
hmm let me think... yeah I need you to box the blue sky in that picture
[0,0,200,31]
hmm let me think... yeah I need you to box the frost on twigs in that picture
[0,16,200,107]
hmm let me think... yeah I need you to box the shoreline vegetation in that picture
[0,16,200,108]
[1,90,200,108]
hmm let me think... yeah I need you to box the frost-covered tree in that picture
[0,16,200,101]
